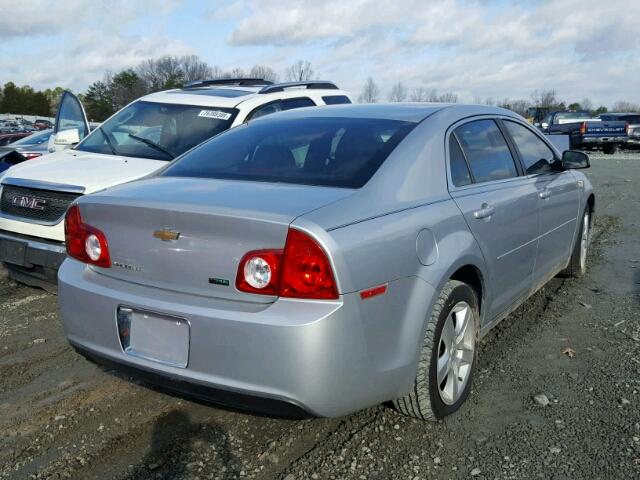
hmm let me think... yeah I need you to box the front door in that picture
[448,119,538,321]
[48,91,90,153]
[501,120,581,289]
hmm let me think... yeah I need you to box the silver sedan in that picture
[58,104,594,420]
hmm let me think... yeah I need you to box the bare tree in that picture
[581,98,593,113]
[612,100,640,112]
[209,65,224,79]
[136,56,185,91]
[531,89,561,109]
[498,98,531,117]
[409,87,429,102]
[388,82,407,102]
[221,67,247,79]
[285,60,315,82]
[509,99,531,117]
[250,65,279,82]
[437,92,458,103]
[358,77,380,103]
[180,55,214,83]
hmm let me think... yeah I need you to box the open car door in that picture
[48,91,90,153]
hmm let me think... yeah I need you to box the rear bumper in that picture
[59,259,429,417]
[580,136,627,144]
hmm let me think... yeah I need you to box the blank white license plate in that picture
[125,309,190,368]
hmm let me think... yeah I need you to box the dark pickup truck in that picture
[541,110,628,154]
[599,113,640,149]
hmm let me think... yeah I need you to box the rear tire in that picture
[602,144,617,155]
[561,208,591,278]
[393,280,479,421]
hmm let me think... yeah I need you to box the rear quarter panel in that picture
[293,197,488,388]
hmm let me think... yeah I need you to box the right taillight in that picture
[64,204,111,268]
[236,228,338,300]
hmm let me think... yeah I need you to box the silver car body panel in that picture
[59,103,594,417]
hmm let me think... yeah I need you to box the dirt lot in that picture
[1,152,639,480]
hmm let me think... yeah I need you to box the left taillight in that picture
[23,152,42,160]
[64,204,111,268]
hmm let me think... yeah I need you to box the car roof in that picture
[139,82,350,109]
[251,103,520,123]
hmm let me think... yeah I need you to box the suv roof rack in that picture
[183,78,274,89]
[259,81,339,94]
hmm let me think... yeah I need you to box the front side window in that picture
[76,101,238,160]
[161,117,416,188]
[454,120,518,183]
[504,121,557,175]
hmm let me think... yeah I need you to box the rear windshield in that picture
[161,117,416,188]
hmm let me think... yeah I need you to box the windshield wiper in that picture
[98,126,119,155]
[128,133,175,159]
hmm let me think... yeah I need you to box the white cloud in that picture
[1,0,638,107]
[223,0,640,105]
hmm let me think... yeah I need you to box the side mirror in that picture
[541,122,549,130]
[561,150,590,170]
[54,128,80,146]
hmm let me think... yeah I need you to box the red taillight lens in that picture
[23,152,42,160]
[64,205,111,268]
[579,122,587,135]
[279,229,338,300]
[235,229,338,300]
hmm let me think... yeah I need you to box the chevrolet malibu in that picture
[59,104,594,420]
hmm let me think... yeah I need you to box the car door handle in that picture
[473,204,495,219]
[539,190,551,200]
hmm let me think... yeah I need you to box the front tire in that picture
[393,280,479,421]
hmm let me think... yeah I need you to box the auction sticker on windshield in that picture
[198,110,232,120]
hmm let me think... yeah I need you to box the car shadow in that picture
[124,410,239,480]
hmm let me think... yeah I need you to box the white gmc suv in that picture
[0,79,352,290]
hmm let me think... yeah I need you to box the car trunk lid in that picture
[77,177,352,302]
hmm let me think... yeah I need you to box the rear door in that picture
[448,118,539,321]
[48,91,90,153]
[502,119,580,288]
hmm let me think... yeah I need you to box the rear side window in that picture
[503,120,556,175]
[162,117,416,188]
[248,98,316,121]
[281,97,316,110]
[454,120,518,183]
[323,95,352,105]
[449,135,472,187]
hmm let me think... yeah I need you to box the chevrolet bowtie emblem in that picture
[153,229,181,241]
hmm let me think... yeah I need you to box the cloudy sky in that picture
[1,0,638,106]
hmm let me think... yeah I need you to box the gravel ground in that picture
[0,152,639,480]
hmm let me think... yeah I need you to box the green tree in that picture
[0,82,21,113]
[108,69,147,110]
[84,80,115,121]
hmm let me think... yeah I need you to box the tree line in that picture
[1,55,639,122]
[359,78,639,119]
